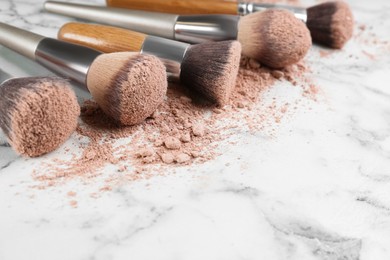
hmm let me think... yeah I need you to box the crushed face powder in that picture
[31,55,319,190]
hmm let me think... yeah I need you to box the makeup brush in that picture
[0,22,167,126]
[0,69,80,157]
[58,22,241,105]
[104,0,353,49]
[44,1,312,69]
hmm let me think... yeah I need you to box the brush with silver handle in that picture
[0,22,168,126]
[44,1,312,69]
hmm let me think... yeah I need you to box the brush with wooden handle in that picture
[0,22,167,126]
[105,0,353,49]
[44,1,312,69]
[0,69,79,157]
[58,22,241,106]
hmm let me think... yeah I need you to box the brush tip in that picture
[307,1,354,49]
[238,9,312,69]
[180,40,241,106]
[0,77,80,157]
[87,52,167,125]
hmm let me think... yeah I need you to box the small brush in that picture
[104,0,354,49]
[0,22,167,126]
[44,1,311,68]
[58,22,241,105]
[0,69,80,157]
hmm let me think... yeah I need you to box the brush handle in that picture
[44,1,239,44]
[0,22,101,86]
[45,1,179,39]
[0,22,44,60]
[59,22,147,53]
[106,0,307,21]
[106,0,238,15]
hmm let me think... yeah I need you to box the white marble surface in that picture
[1,0,390,259]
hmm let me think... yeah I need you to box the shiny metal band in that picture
[174,15,240,43]
[237,2,307,23]
[35,38,101,86]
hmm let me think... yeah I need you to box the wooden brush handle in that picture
[58,22,147,53]
[106,0,238,15]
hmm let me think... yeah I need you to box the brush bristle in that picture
[180,40,241,106]
[0,77,80,157]
[87,52,167,126]
[307,1,354,49]
[237,9,312,69]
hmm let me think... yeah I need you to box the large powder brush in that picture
[0,70,80,157]
[44,1,311,69]
[104,0,354,49]
[58,22,241,105]
[0,22,167,126]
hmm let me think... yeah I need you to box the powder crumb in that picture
[67,191,77,197]
[191,151,200,158]
[154,139,164,147]
[164,137,181,150]
[136,147,154,158]
[192,124,205,137]
[249,58,261,69]
[271,70,285,79]
[118,165,127,172]
[175,153,191,164]
[69,200,78,208]
[180,133,191,143]
[160,153,174,164]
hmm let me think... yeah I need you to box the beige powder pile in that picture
[31,55,318,189]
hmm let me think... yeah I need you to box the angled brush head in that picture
[86,52,167,125]
[307,1,354,49]
[237,9,312,69]
[0,77,80,157]
[180,40,241,106]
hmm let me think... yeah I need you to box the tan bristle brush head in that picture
[180,40,241,106]
[86,52,167,125]
[237,9,312,69]
[0,77,80,157]
[307,1,354,49]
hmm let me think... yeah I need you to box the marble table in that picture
[1,0,390,259]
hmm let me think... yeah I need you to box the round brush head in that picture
[306,1,354,49]
[237,9,312,69]
[0,77,80,157]
[180,40,241,106]
[86,52,167,126]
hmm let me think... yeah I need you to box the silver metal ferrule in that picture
[174,15,240,43]
[44,1,179,39]
[35,38,101,85]
[140,35,189,77]
[237,2,307,22]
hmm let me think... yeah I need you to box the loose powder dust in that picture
[31,56,319,190]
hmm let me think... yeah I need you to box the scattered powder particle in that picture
[67,191,77,197]
[164,137,181,150]
[69,200,78,208]
[180,133,191,143]
[249,58,261,69]
[271,70,284,79]
[160,153,174,164]
[175,153,191,164]
[192,124,205,137]
[136,147,154,158]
